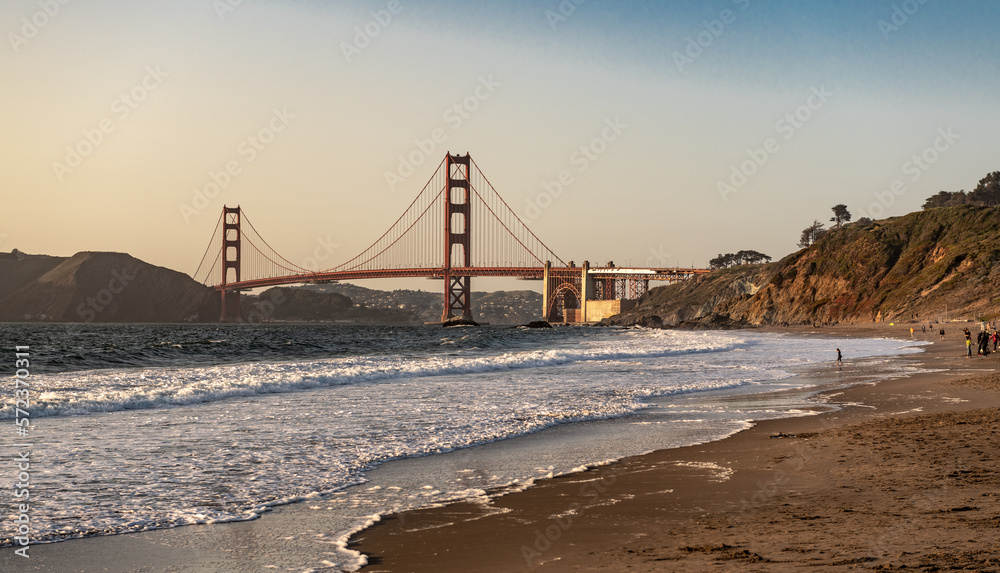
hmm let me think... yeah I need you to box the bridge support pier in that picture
[542,261,551,321]
[219,289,242,323]
[445,275,471,321]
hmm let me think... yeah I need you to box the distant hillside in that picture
[0,250,542,323]
[608,205,1000,327]
[244,287,419,323]
[307,283,542,324]
[0,251,218,322]
[0,251,66,301]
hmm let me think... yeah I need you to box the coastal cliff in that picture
[608,205,1000,327]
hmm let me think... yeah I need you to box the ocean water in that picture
[0,323,926,570]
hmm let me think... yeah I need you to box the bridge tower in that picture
[442,153,473,321]
[220,206,242,322]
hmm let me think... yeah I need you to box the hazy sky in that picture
[3,0,999,291]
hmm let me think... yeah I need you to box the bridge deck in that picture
[216,267,710,292]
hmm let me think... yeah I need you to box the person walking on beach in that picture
[967,337,973,357]
[836,348,842,366]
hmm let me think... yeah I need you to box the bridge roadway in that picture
[214,266,709,293]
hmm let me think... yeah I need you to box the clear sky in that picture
[2,0,998,291]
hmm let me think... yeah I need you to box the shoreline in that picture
[3,324,995,571]
[349,323,1000,571]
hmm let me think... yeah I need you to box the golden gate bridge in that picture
[193,153,708,323]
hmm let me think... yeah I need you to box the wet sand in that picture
[351,324,1000,571]
[6,324,1000,572]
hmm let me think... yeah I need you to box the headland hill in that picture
[0,250,541,324]
[3,171,999,326]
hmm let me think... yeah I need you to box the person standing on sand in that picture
[967,337,973,357]
[836,348,842,365]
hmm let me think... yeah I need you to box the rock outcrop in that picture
[608,205,1000,328]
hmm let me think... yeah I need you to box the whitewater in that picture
[0,323,926,570]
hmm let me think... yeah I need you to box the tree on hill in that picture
[970,171,1000,206]
[798,220,825,248]
[830,204,851,229]
[709,250,772,269]
[922,190,971,209]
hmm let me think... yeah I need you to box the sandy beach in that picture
[351,325,1000,572]
[5,324,1000,572]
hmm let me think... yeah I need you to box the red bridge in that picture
[194,153,708,323]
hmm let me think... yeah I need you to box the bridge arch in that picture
[547,282,581,322]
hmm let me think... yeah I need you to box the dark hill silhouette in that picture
[0,251,218,322]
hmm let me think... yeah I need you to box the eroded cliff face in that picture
[608,205,1000,327]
